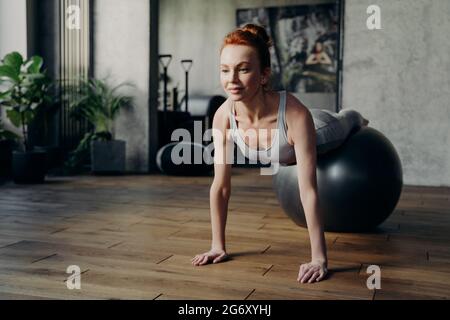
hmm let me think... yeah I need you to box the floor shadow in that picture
[325,266,362,280]
[226,250,264,260]
[329,266,361,273]
[41,179,75,184]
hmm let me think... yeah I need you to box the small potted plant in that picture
[0,51,53,183]
[64,77,133,174]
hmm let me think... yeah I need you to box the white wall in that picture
[94,0,150,172]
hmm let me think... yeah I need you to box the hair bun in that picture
[241,24,273,47]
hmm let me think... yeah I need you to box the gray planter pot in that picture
[0,139,14,179]
[33,145,64,170]
[12,150,47,184]
[90,140,126,174]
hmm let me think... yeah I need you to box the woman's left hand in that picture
[298,260,328,283]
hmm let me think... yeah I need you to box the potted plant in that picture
[27,77,62,172]
[64,77,133,174]
[31,95,63,172]
[0,117,20,179]
[0,51,53,183]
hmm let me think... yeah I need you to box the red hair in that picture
[221,24,273,71]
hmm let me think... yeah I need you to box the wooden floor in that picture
[0,168,449,300]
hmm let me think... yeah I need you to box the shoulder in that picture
[285,92,313,128]
[211,98,233,142]
[284,92,315,144]
[285,92,309,117]
[212,98,232,130]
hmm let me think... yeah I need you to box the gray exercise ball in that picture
[156,141,213,176]
[272,127,403,232]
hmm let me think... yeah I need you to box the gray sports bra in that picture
[229,91,296,165]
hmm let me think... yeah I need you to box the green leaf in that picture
[0,100,14,108]
[0,65,20,83]
[19,105,29,112]
[26,56,43,74]
[0,129,20,141]
[24,109,35,124]
[30,102,40,110]
[3,52,23,74]
[6,109,22,127]
[22,73,45,82]
[0,90,11,101]
[64,131,95,171]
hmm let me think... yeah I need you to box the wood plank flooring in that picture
[0,168,449,300]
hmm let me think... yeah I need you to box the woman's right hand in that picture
[191,249,228,266]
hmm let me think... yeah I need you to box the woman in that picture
[191,24,367,284]
[305,41,332,66]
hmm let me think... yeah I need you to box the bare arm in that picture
[305,53,319,65]
[209,106,233,251]
[318,52,332,65]
[192,103,232,265]
[287,96,328,282]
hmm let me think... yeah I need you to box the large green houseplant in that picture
[0,51,53,183]
[64,77,133,174]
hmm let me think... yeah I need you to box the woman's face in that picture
[220,45,268,101]
[315,42,323,53]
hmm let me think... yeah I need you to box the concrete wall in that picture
[94,0,150,172]
[0,0,27,59]
[0,0,27,136]
[159,0,336,111]
[343,0,450,186]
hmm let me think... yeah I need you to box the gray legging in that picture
[310,109,365,155]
